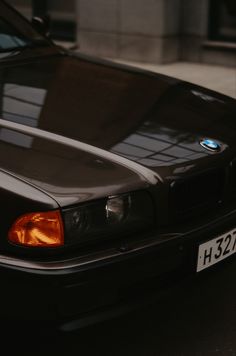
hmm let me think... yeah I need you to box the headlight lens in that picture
[106,195,131,223]
[63,191,154,246]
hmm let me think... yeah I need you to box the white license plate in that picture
[197,228,236,272]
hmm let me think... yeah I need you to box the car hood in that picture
[0,52,235,207]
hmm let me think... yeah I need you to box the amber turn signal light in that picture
[8,210,64,247]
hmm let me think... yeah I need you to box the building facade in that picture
[8,0,236,67]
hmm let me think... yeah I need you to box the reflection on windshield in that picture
[0,33,28,51]
[0,17,31,52]
[0,16,46,52]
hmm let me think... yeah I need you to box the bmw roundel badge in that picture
[200,139,221,152]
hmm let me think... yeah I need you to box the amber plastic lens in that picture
[8,210,64,247]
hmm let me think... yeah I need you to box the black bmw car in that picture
[0,0,236,329]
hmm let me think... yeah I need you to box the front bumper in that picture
[1,208,236,329]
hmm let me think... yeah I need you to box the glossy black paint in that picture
[0,0,236,324]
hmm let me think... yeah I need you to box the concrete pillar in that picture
[180,0,210,62]
[77,0,181,63]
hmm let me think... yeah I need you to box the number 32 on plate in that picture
[197,229,236,272]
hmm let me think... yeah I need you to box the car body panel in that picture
[0,54,235,208]
[0,118,155,207]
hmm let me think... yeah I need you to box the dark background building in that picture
[8,0,236,67]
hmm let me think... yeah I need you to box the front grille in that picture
[170,168,225,220]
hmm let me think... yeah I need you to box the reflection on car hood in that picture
[0,53,235,206]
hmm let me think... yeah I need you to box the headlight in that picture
[63,191,154,246]
[106,195,131,223]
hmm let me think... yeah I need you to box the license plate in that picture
[197,228,236,272]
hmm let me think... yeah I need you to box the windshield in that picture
[0,18,35,52]
[0,1,49,53]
